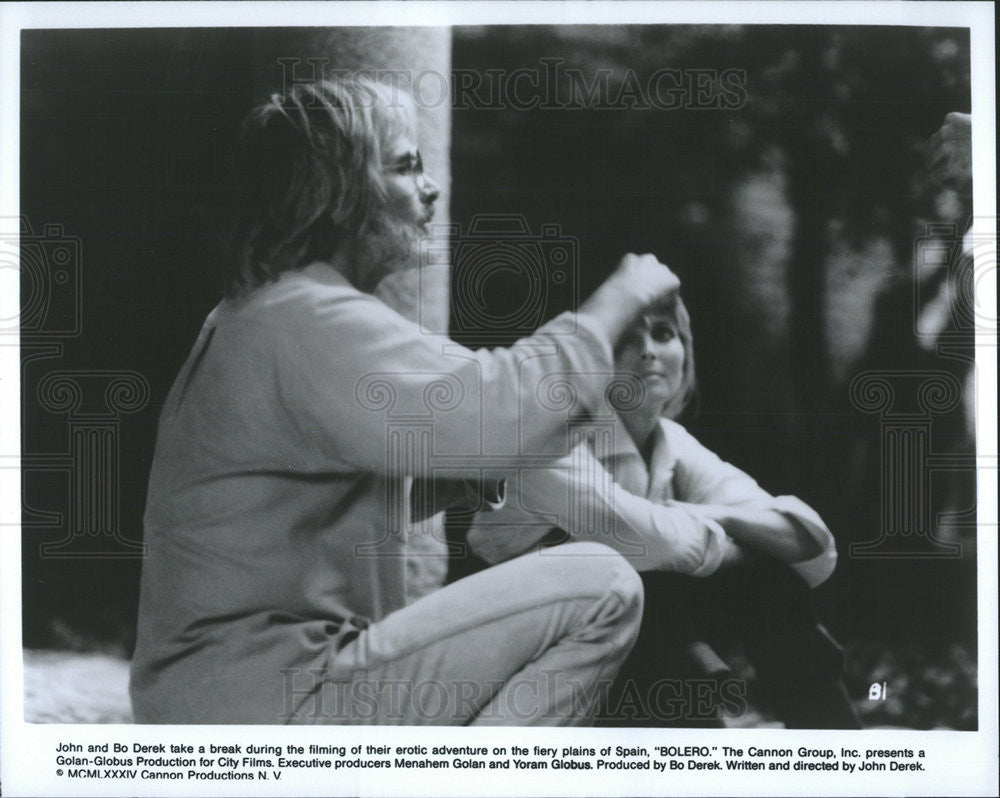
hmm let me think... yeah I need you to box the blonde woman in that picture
[469,293,859,728]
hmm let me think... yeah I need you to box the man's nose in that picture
[420,173,441,203]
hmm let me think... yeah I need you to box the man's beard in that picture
[351,209,427,295]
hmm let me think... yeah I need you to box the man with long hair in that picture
[130,78,681,725]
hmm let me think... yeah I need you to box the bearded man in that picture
[130,78,679,725]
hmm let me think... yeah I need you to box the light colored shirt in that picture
[130,262,615,723]
[468,417,837,588]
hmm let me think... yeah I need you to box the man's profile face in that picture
[351,131,441,293]
[381,133,440,233]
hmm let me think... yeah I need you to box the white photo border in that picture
[1,2,996,797]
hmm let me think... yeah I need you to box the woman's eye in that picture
[651,325,676,342]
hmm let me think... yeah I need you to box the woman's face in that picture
[613,310,686,413]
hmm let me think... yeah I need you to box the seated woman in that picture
[468,293,860,728]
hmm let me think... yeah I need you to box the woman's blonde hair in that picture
[658,292,697,419]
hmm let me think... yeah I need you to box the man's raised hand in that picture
[579,253,681,345]
[609,253,681,308]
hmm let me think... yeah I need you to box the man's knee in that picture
[546,542,644,615]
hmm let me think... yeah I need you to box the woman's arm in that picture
[666,422,837,587]
[469,421,836,587]
[468,442,731,575]
[668,501,824,564]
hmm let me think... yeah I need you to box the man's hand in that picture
[579,253,681,345]
[926,112,972,192]
[607,253,682,308]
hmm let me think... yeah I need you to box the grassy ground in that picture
[844,641,978,730]
[23,649,133,724]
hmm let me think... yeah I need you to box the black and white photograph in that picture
[1,2,996,796]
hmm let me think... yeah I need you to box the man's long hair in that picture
[224,78,413,296]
